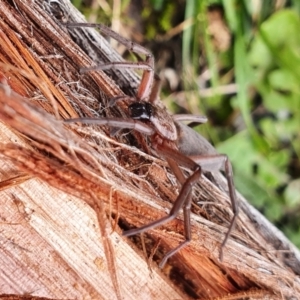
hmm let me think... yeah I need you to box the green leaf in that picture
[284,179,300,208]
[217,130,289,221]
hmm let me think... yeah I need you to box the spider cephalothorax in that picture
[129,102,152,120]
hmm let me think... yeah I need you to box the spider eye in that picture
[129,102,153,120]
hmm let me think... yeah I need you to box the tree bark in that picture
[0,1,299,299]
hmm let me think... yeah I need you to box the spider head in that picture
[128,102,153,120]
[129,101,177,141]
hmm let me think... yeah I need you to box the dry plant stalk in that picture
[0,1,299,299]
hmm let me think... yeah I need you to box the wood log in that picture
[0,1,299,299]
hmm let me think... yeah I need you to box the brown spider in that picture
[64,23,239,268]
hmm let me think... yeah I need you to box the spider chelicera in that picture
[64,22,239,268]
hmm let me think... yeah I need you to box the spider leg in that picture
[123,143,201,267]
[123,165,201,267]
[64,117,154,135]
[80,61,152,74]
[155,143,238,262]
[108,96,136,107]
[173,114,208,124]
[108,74,162,107]
[159,198,192,268]
[189,154,239,260]
[65,23,154,101]
[158,158,194,268]
[65,23,152,59]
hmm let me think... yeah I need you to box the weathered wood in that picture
[0,1,299,299]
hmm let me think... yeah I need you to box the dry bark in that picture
[0,1,299,299]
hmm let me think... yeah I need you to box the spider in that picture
[64,23,239,268]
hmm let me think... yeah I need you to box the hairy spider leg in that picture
[108,74,162,107]
[155,140,239,264]
[65,23,155,102]
[64,117,154,135]
[189,154,239,260]
[159,157,194,268]
[122,139,203,267]
[168,117,238,261]
[173,114,208,124]
[173,121,239,260]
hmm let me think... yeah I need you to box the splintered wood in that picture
[0,0,299,299]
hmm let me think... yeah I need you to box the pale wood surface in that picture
[0,116,184,300]
[0,1,299,299]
